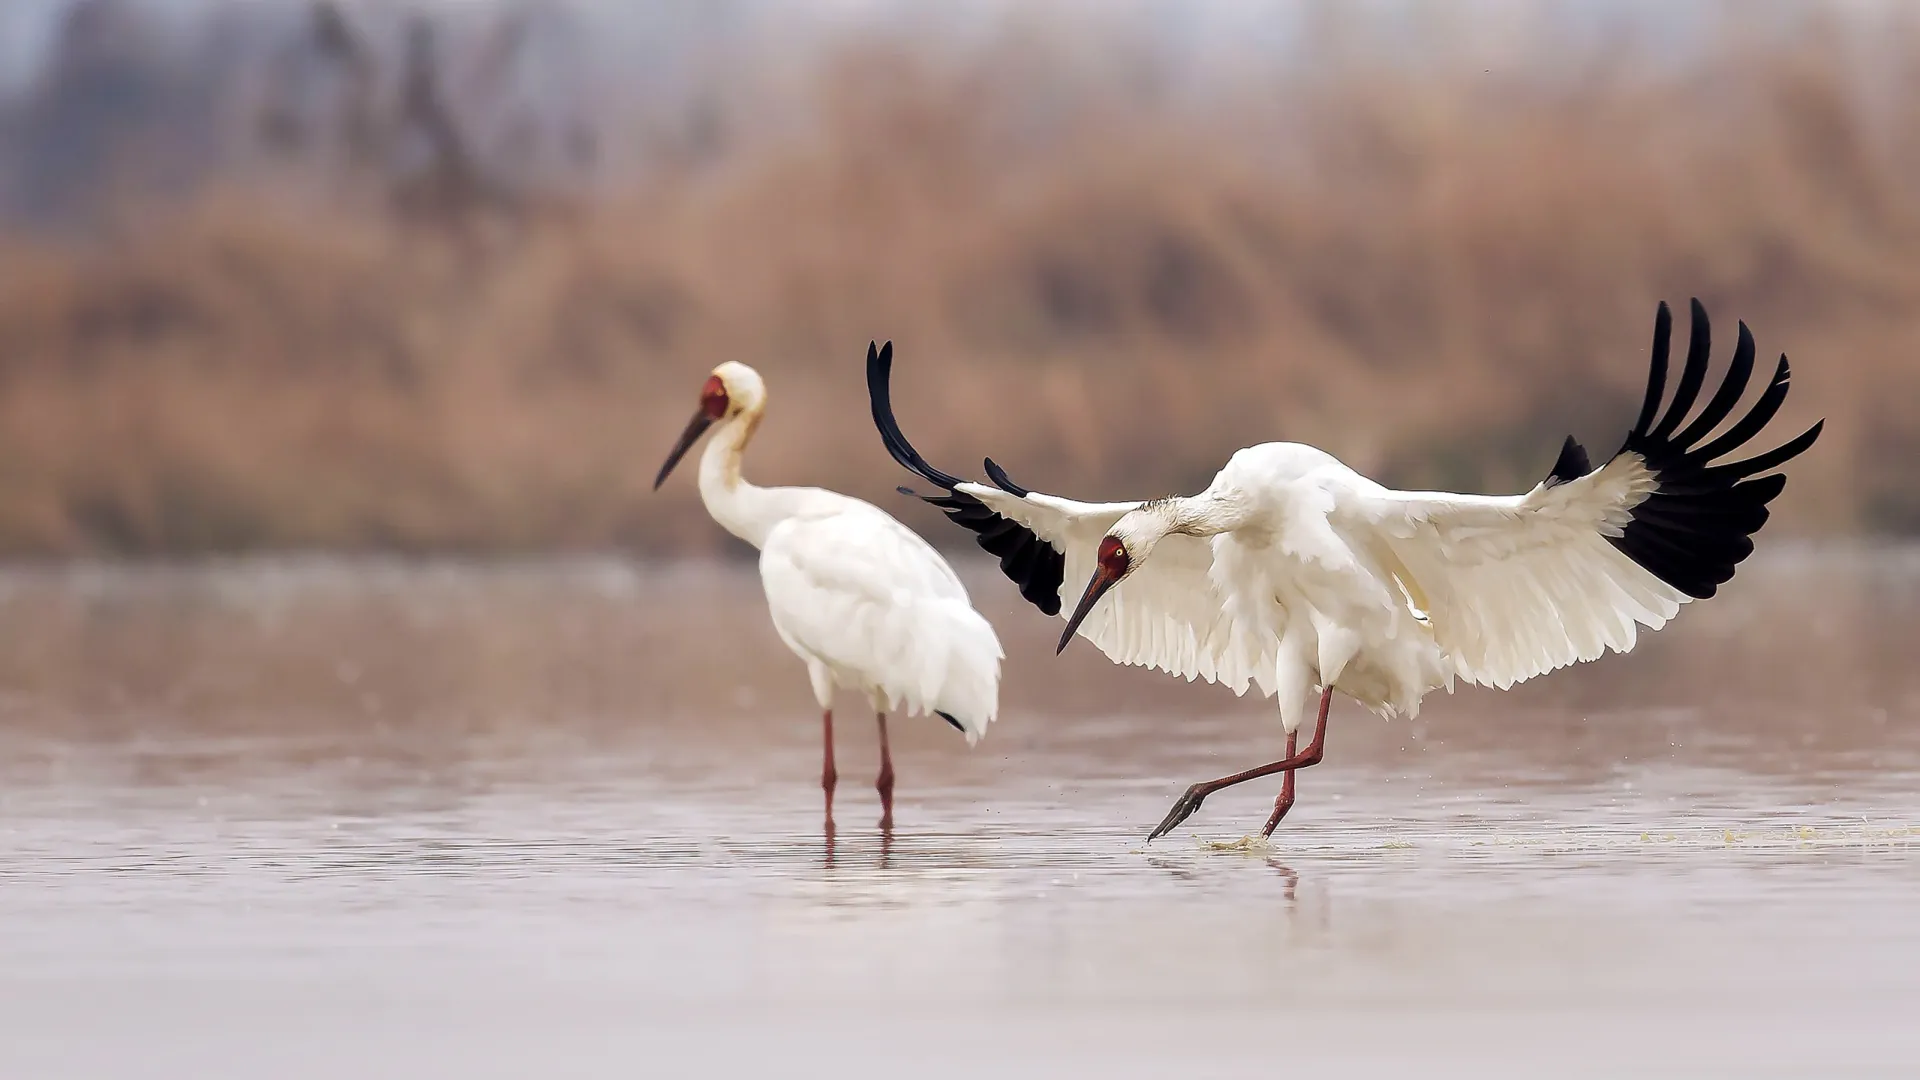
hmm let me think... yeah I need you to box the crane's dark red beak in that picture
[1060,536,1132,653]
[654,410,714,490]
[655,375,731,490]
[1057,564,1121,654]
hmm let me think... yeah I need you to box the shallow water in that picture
[1,548,1917,1078]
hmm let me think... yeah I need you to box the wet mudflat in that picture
[0,549,1916,1078]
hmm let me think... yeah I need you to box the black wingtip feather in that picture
[1632,300,1672,435]
[1648,298,1712,441]
[1600,301,1822,600]
[868,339,963,491]
[1547,435,1593,486]
[1671,321,1756,450]
[1693,355,1791,464]
[937,711,967,734]
[865,340,1066,618]
[983,457,1034,498]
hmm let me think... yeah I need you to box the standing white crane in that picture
[655,351,1003,832]
[872,300,1821,841]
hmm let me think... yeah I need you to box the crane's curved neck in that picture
[697,407,782,549]
[1158,489,1253,537]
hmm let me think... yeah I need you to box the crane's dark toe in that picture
[1147,783,1211,842]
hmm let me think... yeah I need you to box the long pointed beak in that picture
[653,411,714,490]
[1057,565,1121,654]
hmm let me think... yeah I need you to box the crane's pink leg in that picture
[1260,730,1301,837]
[821,708,838,835]
[875,711,896,832]
[1148,688,1333,842]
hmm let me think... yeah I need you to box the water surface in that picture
[1,548,1916,1078]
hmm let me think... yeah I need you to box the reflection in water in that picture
[1268,859,1299,903]
[0,551,1916,1078]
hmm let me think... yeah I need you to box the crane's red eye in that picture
[1097,536,1129,576]
[700,375,729,419]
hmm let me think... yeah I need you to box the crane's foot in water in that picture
[1147,784,1211,842]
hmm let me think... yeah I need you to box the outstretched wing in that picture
[865,342,1273,695]
[1331,299,1823,690]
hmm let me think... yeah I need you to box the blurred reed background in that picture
[0,0,1909,558]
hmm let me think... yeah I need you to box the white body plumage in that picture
[956,437,1678,737]
[758,502,1001,743]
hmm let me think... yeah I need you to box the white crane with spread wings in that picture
[871,301,1821,840]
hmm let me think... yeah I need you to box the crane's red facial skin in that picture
[700,375,730,419]
[1096,535,1130,578]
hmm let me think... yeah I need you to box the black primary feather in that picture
[1649,298,1714,442]
[866,341,1067,616]
[1631,300,1672,435]
[983,457,1032,497]
[1546,435,1593,487]
[1589,300,1823,600]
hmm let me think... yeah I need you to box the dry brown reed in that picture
[0,7,1913,555]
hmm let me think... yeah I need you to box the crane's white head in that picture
[1056,504,1178,654]
[653,362,767,489]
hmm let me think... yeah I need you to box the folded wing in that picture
[760,506,1002,742]
[1331,299,1823,689]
